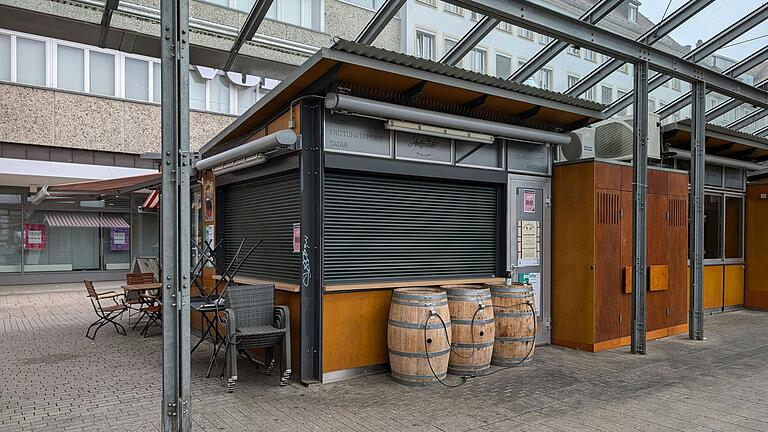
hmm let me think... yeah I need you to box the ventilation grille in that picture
[594,120,633,159]
[596,191,620,225]
[669,197,687,227]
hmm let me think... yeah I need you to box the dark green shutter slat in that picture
[324,172,498,282]
[221,171,299,282]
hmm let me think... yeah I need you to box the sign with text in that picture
[23,224,46,250]
[324,113,391,156]
[507,140,550,174]
[293,223,301,253]
[523,189,536,213]
[110,227,130,251]
[395,131,452,163]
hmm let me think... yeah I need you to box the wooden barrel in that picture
[387,287,452,385]
[441,285,495,376]
[487,283,535,366]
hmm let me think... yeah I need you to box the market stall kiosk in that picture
[196,40,607,383]
[662,121,768,313]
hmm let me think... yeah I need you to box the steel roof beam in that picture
[755,124,768,138]
[705,77,768,122]
[509,0,623,83]
[223,0,275,71]
[657,44,768,119]
[97,0,120,48]
[727,109,768,131]
[356,0,407,45]
[440,16,500,66]
[603,2,768,117]
[566,0,711,98]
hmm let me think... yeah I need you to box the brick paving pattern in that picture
[1,286,767,431]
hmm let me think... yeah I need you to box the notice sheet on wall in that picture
[517,220,540,267]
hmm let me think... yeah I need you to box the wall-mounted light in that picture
[385,119,495,144]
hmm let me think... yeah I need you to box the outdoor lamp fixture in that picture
[212,154,267,175]
[385,119,495,144]
[195,129,297,173]
[325,92,572,146]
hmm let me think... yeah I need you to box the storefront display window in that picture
[724,196,743,259]
[704,193,744,261]
[704,194,722,260]
[0,187,22,273]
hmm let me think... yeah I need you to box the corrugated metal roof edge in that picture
[663,120,768,148]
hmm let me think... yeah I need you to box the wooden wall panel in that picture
[745,183,768,309]
[667,193,689,328]
[646,193,669,331]
[594,188,622,342]
[724,265,744,308]
[322,290,392,373]
[552,162,595,346]
[647,169,669,195]
[275,290,301,373]
[619,191,633,337]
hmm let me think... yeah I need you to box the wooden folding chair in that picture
[84,280,128,340]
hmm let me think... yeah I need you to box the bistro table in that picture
[122,283,162,330]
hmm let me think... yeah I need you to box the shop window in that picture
[124,57,149,101]
[705,165,723,187]
[704,194,722,260]
[724,196,743,259]
[57,45,84,92]
[0,187,22,273]
[0,34,10,81]
[16,37,46,86]
[102,218,131,270]
[89,51,115,96]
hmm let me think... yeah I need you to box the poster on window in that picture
[523,189,536,213]
[111,228,130,251]
[23,224,46,250]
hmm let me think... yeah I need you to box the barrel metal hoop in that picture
[496,311,534,318]
[393,293,447,301]
[391,299,448,308]
[451,318,495,325]
[388,319,451,330]
[451,340,495,349]
[388,348,451,358]
[495,336,535,342]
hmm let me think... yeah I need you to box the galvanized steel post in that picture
[631,61,649,355]
[689,81,706,341]
[160,0,192,430]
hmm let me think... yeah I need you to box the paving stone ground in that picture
[1,285,767,432]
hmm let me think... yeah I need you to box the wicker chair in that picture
[224,284,291,392]
[84,280,127,339]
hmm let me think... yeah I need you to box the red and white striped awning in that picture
[44,213,130,228]
[141,190,160,209]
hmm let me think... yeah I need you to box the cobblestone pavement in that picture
[1,286,767,432]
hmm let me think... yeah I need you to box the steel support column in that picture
[689,82,705,341]
[97,0,120,48]
[356,0,406,45]
[440,16,499,66]
[160,0,192,430]
[631,61,649,355]
[565,0,711,97]
[299,98,323,384]
[223,0,275,71]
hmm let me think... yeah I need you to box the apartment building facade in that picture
[0,0,400,285]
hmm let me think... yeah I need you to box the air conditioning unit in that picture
[557,127,595,161]
[592,114,661,160]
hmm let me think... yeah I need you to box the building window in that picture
[0,187,22,273]
[567,45,580,56]
[469,48,486,74]
[585,87,596,102]
[496,53,512,79]
[628,4,638,23]
[443,3,463,16]
[444,37,457,57]
[237,86,257,114]
[209,75,230,113]
[704,194,723,260]
[725,196,743,259]
[124,57,149,101]
[518,27,534,40]
[671,78,681,91]
[205,0,319,30]
[538,34,551,45]
[583,49,597,62]
[189,70,207,110]
[539,67,553,90]
[89,51,116,96]
[415,30,436,60]
[648,98,656,113]
[415,0,437,7]
[567,74,579,90]
[152,63,161,103]
[601,85,613,105]
[498,21,514,34]
[0,34,10,81]
[56,45,84,92]
[469,11,482,21]
[16,37,47,86]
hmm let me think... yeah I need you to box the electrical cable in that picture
[723,34,768,48]
[421,298,538,387]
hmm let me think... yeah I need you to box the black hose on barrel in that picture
[423,300,537,388]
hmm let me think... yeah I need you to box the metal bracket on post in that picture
[160,0,191,430]
[689,81,706,341]
[631,61,649,355]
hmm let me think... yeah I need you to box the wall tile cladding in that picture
[0,83,235,154]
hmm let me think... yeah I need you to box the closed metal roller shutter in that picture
[220,171,300,282]
[324,172,499,282]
